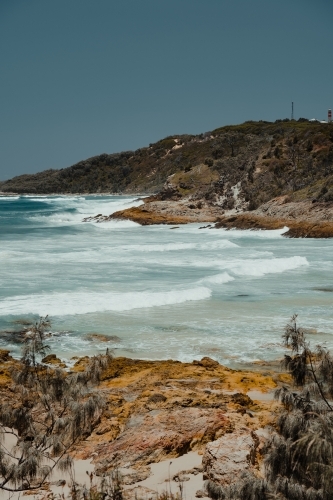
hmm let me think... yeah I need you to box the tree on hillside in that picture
[0,317,113,493]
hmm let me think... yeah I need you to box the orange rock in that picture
[93,407,231,472]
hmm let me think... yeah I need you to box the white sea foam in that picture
[93,219,140,229]
[215,227,289,239]
[22,195,85,202]
[0,287,212,316]
[199,240,239,250]
[1,194,333,366]
[28,196,143,226]
[227,256,309,277]
[29,213,80,224]
[134,255,309,275]
[117,240,237,253]
[200,272,235,284]
[0,251,23,259]
[122,243,196,252]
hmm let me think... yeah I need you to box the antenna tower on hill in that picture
[291,102,294,120]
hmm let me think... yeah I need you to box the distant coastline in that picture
[2,120,333,237]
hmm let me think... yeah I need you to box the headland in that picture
[2,120,333,236]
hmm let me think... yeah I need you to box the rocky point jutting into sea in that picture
[2,119,333,237]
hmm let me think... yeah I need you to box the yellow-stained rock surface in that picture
[41,353,67,368]
[0,350,18,387]
[69,356,280,474]
[0,351,284,495]
[105,201,220,226]
[0,352,286,497]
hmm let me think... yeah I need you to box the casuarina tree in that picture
[0,316,113,493]
[205,315,333,500]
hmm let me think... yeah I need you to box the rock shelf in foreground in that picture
[68,356,281,478]
[0,353,287,497]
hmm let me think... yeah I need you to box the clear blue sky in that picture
[1,0,333,180]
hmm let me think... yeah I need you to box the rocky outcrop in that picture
[82,185,333,236]
[110,200,221,225]
[94,407,230,473]
[89,195,333,237]
[0,349,12,362]
[41,353,67,367]
[0,353,283,498]
[69,356,279,473]
[253,196,333,221]
[202,429,260,486]
[215,196,333,237]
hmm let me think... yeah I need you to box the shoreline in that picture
[107,195,333,238]
[3,191,333,237]
[0,191,149,198]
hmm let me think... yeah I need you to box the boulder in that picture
[42,354,57,363]
[42,354,66,367]
[123,485,158,500]
[202,429,259,486]
[0,350,11,362]
[193,357,219,369]
[93,408,230,471]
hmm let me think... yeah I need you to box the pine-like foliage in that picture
[205,315,333,500]
[264,315,333,499]
[0,317,113,493]
[205,472,268,500]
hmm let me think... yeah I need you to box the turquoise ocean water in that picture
[0,194,332,367]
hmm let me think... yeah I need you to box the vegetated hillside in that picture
[1,119,333,209]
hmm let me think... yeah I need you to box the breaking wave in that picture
[226,256,309,276]
[0,287,212,316]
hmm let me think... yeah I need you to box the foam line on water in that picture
[122,243,196,252]
[165,255,309,273]
[199,272,235,285]
[116,240,238,252]
[226,256,309,276]
[199,240,239,249]
[0,287,212,316]
[27,196,143,226]
[115,255,309,274]
[214,227,289,239]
